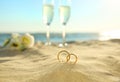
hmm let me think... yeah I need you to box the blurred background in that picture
[0,0,120,45]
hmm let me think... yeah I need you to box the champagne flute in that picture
[59,0,71,47]
[43,0,54,45]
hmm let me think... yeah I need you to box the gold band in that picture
[57,50,70,63]
[57,50,78,64]
[66,53,78,64]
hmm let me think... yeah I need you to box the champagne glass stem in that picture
[62,25,66,45]
[46,25,50,44]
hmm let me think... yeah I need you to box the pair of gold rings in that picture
[57,50,78,64]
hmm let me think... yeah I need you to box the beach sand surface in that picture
[0,40,120,82]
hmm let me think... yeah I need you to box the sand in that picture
[0,40,120,82]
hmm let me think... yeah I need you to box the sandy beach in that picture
[0,40,120,82]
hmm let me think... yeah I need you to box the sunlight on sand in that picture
[99,30,120,41]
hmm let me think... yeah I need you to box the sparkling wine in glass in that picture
[59,0,71,47]
[43,0,54,45]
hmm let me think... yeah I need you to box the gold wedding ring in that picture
[57,50,70,63]
[57,50,78,64]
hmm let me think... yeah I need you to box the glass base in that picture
[59,43,68,47]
